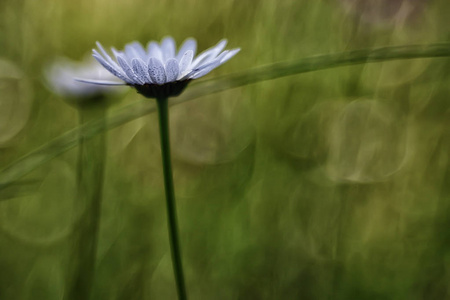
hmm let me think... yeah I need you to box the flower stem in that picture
[156,97,187,300]
[68,98,107,300]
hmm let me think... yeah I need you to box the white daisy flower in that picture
[45,56,124,98]
[78,37,240,98]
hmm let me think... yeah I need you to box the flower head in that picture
[45,56,123,98]
[79,37,240,98]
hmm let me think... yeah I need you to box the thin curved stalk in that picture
[68,101,107,300]
[156,98,187,300]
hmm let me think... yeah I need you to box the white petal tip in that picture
[75,78,126,86]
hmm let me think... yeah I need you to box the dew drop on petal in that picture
[148,58,167,85]
[132,58,151,84]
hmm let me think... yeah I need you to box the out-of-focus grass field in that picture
[1,0,450,299]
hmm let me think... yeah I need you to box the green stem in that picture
[68,99,107,300]
[156,98,187,300]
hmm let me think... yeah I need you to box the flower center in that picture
[133,80,192,99]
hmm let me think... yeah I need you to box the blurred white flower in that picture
[45,56,123,98]
[78,37,240,98]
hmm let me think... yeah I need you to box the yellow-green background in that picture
[1,0,450,299]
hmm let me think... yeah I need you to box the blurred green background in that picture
[1,0,450,299]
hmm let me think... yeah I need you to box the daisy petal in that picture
[75,78,126,85]
[220,48,240,64]
[187,50,229,75]
[161,36,176,61]
[176,38,197,60]
[165,58,180,82]
[93,52,130,83]
[147,42,163,61]
[178,50,194,76]
[190,58,222,79]
[200,48,240,71]
[213,50,230,64]
[117,54,144,84]
[208,39,228,55]
[125,42,147,61]
[148,58,166,85]
[190,39,228,69]
[95,42,120,68]
[132,58,151,84]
